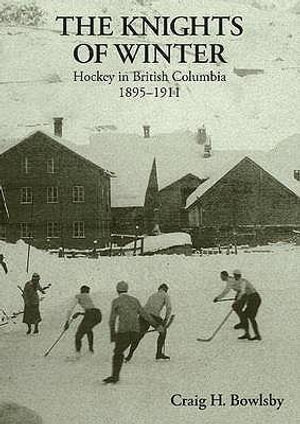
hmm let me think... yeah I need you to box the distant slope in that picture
[0,0,299,150]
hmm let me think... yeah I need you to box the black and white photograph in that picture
[0,1,299,423]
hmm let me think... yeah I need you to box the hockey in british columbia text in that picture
[73,69,226,98]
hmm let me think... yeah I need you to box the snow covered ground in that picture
[0,240,299,423]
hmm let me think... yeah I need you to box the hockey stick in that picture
[18,283,51,302]
[147,314,175,334]
[216,298,235,302]
[18,283,51,292]
[0,309,23,327]
[17,285,24,296]
[44,315,76,357]
[44,328,68,357]
[197,309,233,342]
[10,310,24,319]
[44,312,82,357]
[0,309,10,327]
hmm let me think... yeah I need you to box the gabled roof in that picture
[186,153,300,209]
[186,156,251,209]
[0,130,113,176]
[81,130,252,206]
[76,133,156,208]
[159,173,204,193]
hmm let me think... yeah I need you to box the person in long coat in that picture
[22,273,46,335]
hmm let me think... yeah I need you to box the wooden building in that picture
[82,131,160,236]
[86,126,245,237]
[159,173,204,233]
[186,156,300,248]
[0,129,112,249]
[111,158,160,235]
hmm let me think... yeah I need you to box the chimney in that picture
[54,117,63,137]
[197,125,207,145]
[143,125,150,138]
[203,135,212,158]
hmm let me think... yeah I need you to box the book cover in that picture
[0,1,299,423]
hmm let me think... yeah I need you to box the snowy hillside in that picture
[290,0,300,13]
[220,0,300,11]
[0,239,299,423]
[0,0,299,150]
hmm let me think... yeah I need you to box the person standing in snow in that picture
[64,285,102,358]
[214,270,246,329]
[0,254,8,274]
[214,270,262,340]
[125,283,172,362]
[103,281,163,384]
[232,270,261,340]
[22,273,49,335]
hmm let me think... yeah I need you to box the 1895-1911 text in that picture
[119,86,180,99]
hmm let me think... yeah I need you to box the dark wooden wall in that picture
[111,206,144,235]
[159,174,203,232]
[0,132,111,249]
[188,158,300,247]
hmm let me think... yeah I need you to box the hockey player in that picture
[232,270,262,341]
[103,281,163,384]
[64,285,102,357]
[214,270,261,340]
[214,270,246,329]
[0,254,8,274]
[125,283,172,362]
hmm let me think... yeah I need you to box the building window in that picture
[73,186,85,203]
[20,187,33,204]
[22,157,29,174]
[294,170,300,181]
[47,187,58,203]
[47,221,59,238]
[73,221,85,238]
[47,158,55,173]
[0,224,6,239]
[20,222,32,238]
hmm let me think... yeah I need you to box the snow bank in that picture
[126,232,192,254]
[142,232,192,253]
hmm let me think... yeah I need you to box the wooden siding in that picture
[159,174,203,232]
[111,207,144,235]
[188,157,300,247]
[0,132,111,249]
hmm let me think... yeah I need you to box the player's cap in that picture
[158,283,169,292]
[80,285,90,293]
[116,281,128,293]
[233,269,242,276]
